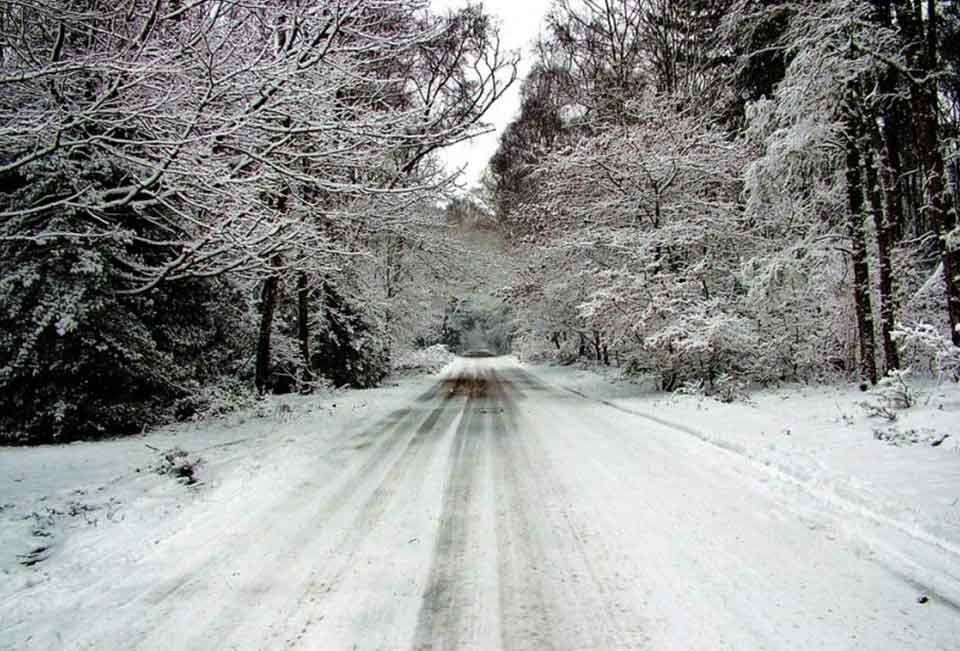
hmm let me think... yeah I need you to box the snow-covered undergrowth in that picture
[392,344,456,376]
[527,362,960,554]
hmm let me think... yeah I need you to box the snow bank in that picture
[392,344,456,375]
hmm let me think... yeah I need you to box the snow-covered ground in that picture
[0,374,439,632]
[2,358,959,649]
[532,363,960,559]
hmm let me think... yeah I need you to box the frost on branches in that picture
[0,0,517,441]
[507,96,754,389]
[495,0,960,392]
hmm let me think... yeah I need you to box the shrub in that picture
[311,284,390,389]
[153,447,204,485]
[0,220,254,443]
[893,322,960,381]
[860,369,916,421]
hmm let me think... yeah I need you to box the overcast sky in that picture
[430,0,554,190]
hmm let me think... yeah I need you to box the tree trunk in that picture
[896,0,960,345]
[920,1,960,345]
[255,176,291,394]
[297,271,313,392]
[878,68,907,242]
[915,18,960,346]
[863,122,901,373]
[255,255,282,395]
[879,115,906,242]
[844,91,879,385]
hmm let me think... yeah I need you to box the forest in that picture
[3,0,960,443]
[0,0,517,442]
[492,0,960,395]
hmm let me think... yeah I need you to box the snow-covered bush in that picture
[861,370,916,420]
[310,284,391,389]
[872,426,949,447]
[741,243,852,384]
[713,373,750,404]
[175,377,259,423]
[893,322,960,380]
[634,299,758,391]
[153,447,204,486]
[876,369,916,409]
[393,344,456,374]
[0,199,255,443]
[675,378,707,396]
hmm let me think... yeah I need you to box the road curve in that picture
[6,357,960,650]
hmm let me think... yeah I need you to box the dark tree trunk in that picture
[844,90,879,385]
[917,32,960,344]
[297,271,313,392]
[904,173,922,238]
[592,330,602,362]
[880,117,906,242]
[878,81,907,242]
[871,1,908,241]
[863,122,901,373]
[255,255,283,395]
[919,1,960,345]
[896,0,960,345]
[255,182,290,395]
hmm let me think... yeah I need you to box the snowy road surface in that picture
[3,357,960,649]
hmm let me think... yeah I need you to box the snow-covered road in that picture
[3,357,960,649]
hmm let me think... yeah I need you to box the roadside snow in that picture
[0,375,439,610]
[527,362,960,572]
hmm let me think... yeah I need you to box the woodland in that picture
[0,0,517,442]
[492,0,960,395]
[3,0,960,443]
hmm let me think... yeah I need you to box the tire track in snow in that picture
[487,371,557,651]
[492,367,647,650]
[411,384,485,650]
[120,378,462,650]
[411,364,643,650]
[135,381,444,604]
[277,389,469,649]
[135,401,415,607]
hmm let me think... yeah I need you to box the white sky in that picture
[430,0,554,190]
